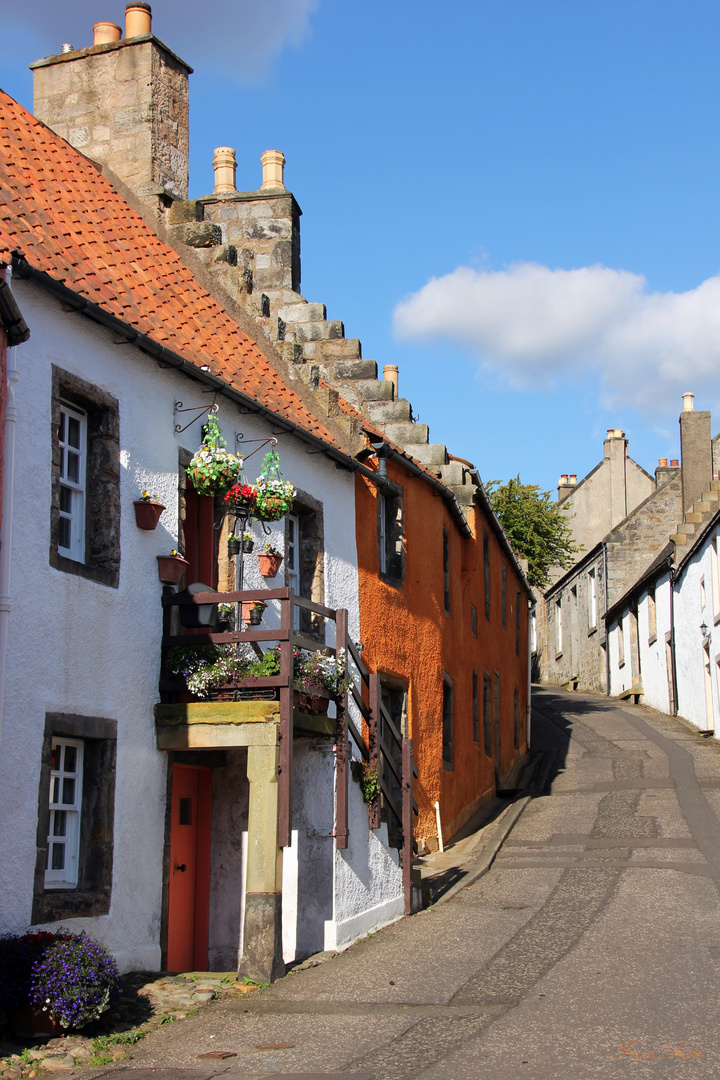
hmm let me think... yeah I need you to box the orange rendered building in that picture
[354,444,532,850]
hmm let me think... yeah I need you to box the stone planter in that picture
[157,554,189,585]
[258,552,283,578]
[133,499,165,530]
[241,600,267,625]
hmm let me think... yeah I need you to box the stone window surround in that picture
[285,487,325,640]
[377,481,405,590]
[50,366,120,589]
[32,713,117,924]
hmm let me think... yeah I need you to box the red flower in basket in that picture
[224,482,257,507]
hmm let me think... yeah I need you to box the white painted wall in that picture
[0,280,379,970]
[608,531,720,738]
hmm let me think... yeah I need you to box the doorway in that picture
[167,764,212,972]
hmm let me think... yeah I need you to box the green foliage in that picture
[360,764,380,805]
[486,475,579,590]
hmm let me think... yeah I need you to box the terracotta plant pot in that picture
[9,1006,62,1038]
[293,689,330,714]
[133,499,165,530]
[157,554,189,585]
[241,600,267,625]
[258,552,283,578]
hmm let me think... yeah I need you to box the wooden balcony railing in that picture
[159,586,417,914]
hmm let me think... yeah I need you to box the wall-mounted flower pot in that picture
[258,553,283,578]
[157,554,189,585]
[227,538,241,556]
[242,600,267,625]
[134,499,165,530]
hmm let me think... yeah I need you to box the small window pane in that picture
[67,452,80,483]
[67,416,81,449]
[59,412,66,443]
[64,744,77,772]
[58,517,71,550]
[59,486,72,513]
[179,797,192,826]
[53,811,67,836]
[52,777,60,804]
[62,777,75,805]
[51,844,65,870]
[50,746,59,770]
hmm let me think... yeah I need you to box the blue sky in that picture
[3,1,720,493]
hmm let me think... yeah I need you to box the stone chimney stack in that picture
[31,3,192,215]
[603,428,628,528]
[557,474,572,501]
[679,392,712,514]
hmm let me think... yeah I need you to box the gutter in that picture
[11,255,391,492]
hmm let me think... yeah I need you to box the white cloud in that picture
[2,0,319,84]
[393,262,720,415]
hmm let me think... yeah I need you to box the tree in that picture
[485,476,579,590]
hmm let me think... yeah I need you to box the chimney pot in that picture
[212,147,237,195]
[383,364,399,399]
[682,391,695,412]
[658,458,667,467]
[93,21,122,45]
[60,43,74,53]
[261,150,286,190]
[670,459,679,467]
[560,475,568,484]
[569,474,577,484]
[606,429,614,439]
[125,2,152,38]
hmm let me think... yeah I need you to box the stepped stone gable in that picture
[169,184,483,520]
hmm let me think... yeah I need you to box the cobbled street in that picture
[85,687,720,1079]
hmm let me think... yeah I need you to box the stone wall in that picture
[605,475,683,606]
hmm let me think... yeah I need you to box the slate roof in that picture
[0,89,343,450]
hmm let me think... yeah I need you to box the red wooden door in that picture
[184,485,216,587]
[167,765,212,972]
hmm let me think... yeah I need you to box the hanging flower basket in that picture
[134,495,165,530]
[242,599,267,625]
[242,535,255,554]
[157,552,189,585]
[186,414,243,497]
[224,483,257,512]
[258,551,283,577]
[253,449,295,521]
[227,537,241,556]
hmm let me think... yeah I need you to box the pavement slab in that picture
[72,688,720,1079]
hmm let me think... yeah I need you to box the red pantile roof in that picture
[0,89,343,450]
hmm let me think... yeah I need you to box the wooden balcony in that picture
[155,585,418,913]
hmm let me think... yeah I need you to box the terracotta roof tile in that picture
[0,89,343,451]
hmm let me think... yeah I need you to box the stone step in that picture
[303,338,362,361]
[355,379,394,402]
[670,532,690,546]
[677,522,697,535]
[331,359,377,380]
[710,480,720,492]
[403,443,448,466]
[692,501,714,514]
[439,462,466,486]
[701,490,720,503]
[277,302,326,323]
[291,320,344,343]
[365,399,413,424]
[685,512,704,523]
[382,421,430,446]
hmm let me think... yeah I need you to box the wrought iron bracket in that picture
[174,394,219,434]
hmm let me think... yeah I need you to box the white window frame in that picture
[587,569,597,629]
[58,402,87,563]
[287,512,300,630]
[712,537,720,621]
[45,737,83,888]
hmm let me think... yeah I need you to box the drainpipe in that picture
[527,600,533,747]
[0,267,22,752]
[603,541,610,695]
[668,556,679,716]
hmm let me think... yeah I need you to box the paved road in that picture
[98,688,720,1079]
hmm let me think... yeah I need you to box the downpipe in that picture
[0,275,20,752]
